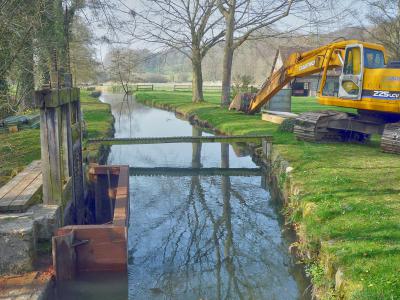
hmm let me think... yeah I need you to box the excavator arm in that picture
[239,41,352,114]
[228,39,400,155]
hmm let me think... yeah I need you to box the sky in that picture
[78,0,369,61]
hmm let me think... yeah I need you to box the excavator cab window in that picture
[338,45,364,100]
[364,48,385,68]
[344,47,361,75]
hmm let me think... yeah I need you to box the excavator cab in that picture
[338,44,364,100]
[229,40,400,153]
[338,44,387,101]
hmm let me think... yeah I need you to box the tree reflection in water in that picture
[128,129,300,300]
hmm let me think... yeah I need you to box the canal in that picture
[55,93,310,299]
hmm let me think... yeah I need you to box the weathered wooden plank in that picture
[40,108,51,204]
[94,175,110,224]
[61,103,71,179]
[113,166,129,227]
[89,165,126,175]
[35,87,80,108]
[0,161,41,200]
[68,101,85,223]
[8,174,42,212]
[45,107,63,204]
[56,225,127,273]
[0,171,41,210]
[52,231,76,281]
[88,165,129,226]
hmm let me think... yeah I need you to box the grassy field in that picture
[0,90,114,188]
[136,90,400,299]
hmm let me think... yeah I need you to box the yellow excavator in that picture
[229,40,400,154]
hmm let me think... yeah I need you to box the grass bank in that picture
[0,90,114,188]
[136,90,400,300]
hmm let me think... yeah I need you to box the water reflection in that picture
[128,131,301,300]
[54,272,128,300]
[100,93,309,300]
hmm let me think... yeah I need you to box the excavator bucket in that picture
[229,93,257,112]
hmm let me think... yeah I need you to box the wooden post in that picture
[36,59,83,223]
[71,97,85,223]
[52,230,76,280]
[262,138,272,161]
[38,101,63,205]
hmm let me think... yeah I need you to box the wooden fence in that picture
[135,84,154,91]
[173,84,192,91]
[172,84,257,93]
[173,84,223,91]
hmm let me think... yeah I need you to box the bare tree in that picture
[105,47,141,93]
[217,0,358,106]
[217,0,294,106]
[362,0,400,60]
[134,0,225,102]
[70,16,101,85]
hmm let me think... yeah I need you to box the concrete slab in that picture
[29,205,60,240]
[0,271,53,300]
[0,216,36,275]
[262,110,299,118]
[261,111,299,124]
[0,205,60,275]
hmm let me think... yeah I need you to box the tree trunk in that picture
[192,127,202,168]
[192,48,204,103]
[221,9,235,107]
[17,37,35,112]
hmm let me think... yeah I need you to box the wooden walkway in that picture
[0,161,42,213]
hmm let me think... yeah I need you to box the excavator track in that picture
[381,123,400,154]
[294,111,345,142]
[294,111,372,142]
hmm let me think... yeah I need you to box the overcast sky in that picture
[79,0,368,61]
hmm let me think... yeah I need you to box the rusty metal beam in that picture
[128,167,263,177]
[87,135,273,145]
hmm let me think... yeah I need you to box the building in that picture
[273,46,341,97]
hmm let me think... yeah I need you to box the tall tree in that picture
[0,0,38,113]
[134,0,225,102]
[0,0,86,115]
[36,0,84,83]
[70,16,101,85]
[217,0,294,106]
[363,0,400,60]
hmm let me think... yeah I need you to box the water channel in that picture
[55,93,310,300]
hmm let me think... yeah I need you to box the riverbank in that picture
[136,91,400,299]
[0,90,114,188]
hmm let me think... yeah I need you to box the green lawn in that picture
[0,90,114,188]
[135,90,400,300]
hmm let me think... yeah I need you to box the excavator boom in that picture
[244,41,349,113]
[229,39,400,154]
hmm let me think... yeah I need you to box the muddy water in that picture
[55,93,309,299]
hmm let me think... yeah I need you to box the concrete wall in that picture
[263,89,292,112]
